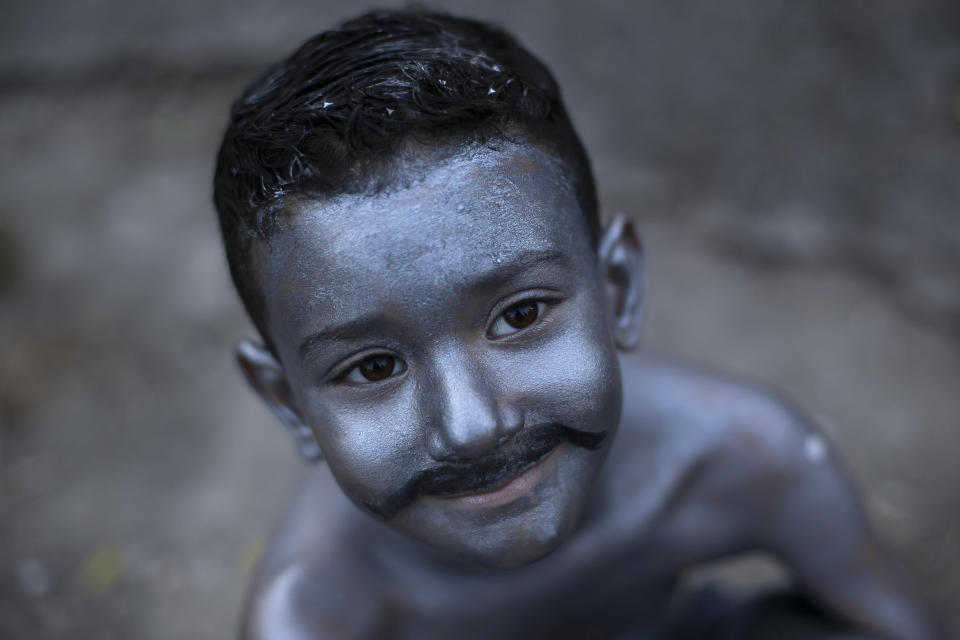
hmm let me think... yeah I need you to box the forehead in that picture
[259,144,594,347]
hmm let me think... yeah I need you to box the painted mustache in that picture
[366,423,607,519]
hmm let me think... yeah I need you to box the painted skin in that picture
[236,143,943,639]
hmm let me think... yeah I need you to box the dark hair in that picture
[213,8,598,347]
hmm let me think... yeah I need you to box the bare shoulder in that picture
[620,353,832,479]
[240,467,385,640]
[619,357,945,639]
[617,354,862,551]
[241,561,383,640]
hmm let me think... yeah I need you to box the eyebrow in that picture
[298,249,569,360]
[298,314,396,361]
[467,248,569,295]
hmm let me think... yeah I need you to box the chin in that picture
[472,528,570,570]
[395,510,575,571]
[395,485,591,571]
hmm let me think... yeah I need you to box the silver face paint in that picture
[259,142,622,568]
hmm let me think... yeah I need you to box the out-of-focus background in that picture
[1,1,958,637]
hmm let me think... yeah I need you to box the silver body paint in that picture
[239,143,944,639]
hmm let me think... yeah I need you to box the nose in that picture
[426,349,523,462]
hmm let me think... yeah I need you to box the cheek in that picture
[300,383,423,504]
[500,302,622,428]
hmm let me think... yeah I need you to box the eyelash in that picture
[487,300,548,338]
[331,295,558,386]
[333,351,406,386]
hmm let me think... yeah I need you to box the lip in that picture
[425,444,563,511]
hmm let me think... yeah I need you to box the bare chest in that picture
[366,558,675,640]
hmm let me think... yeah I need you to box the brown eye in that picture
[358,355,395,381]
[489,300,546,337]
[345,354,404,384]
[504,301,539,328]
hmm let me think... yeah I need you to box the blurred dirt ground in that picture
[1,1,958,638]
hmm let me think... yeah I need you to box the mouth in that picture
[366,424,607,520]
[425,444,563,510]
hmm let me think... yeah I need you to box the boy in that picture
[213,9,941,639]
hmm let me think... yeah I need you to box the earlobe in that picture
[598,212,643,351]
[235,340,323,462]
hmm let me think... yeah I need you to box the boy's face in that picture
[253,143,626,568]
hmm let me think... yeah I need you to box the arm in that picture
[746,407,944,640]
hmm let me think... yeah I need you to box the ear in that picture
[235,340,323,462]
[598,212,644,351]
